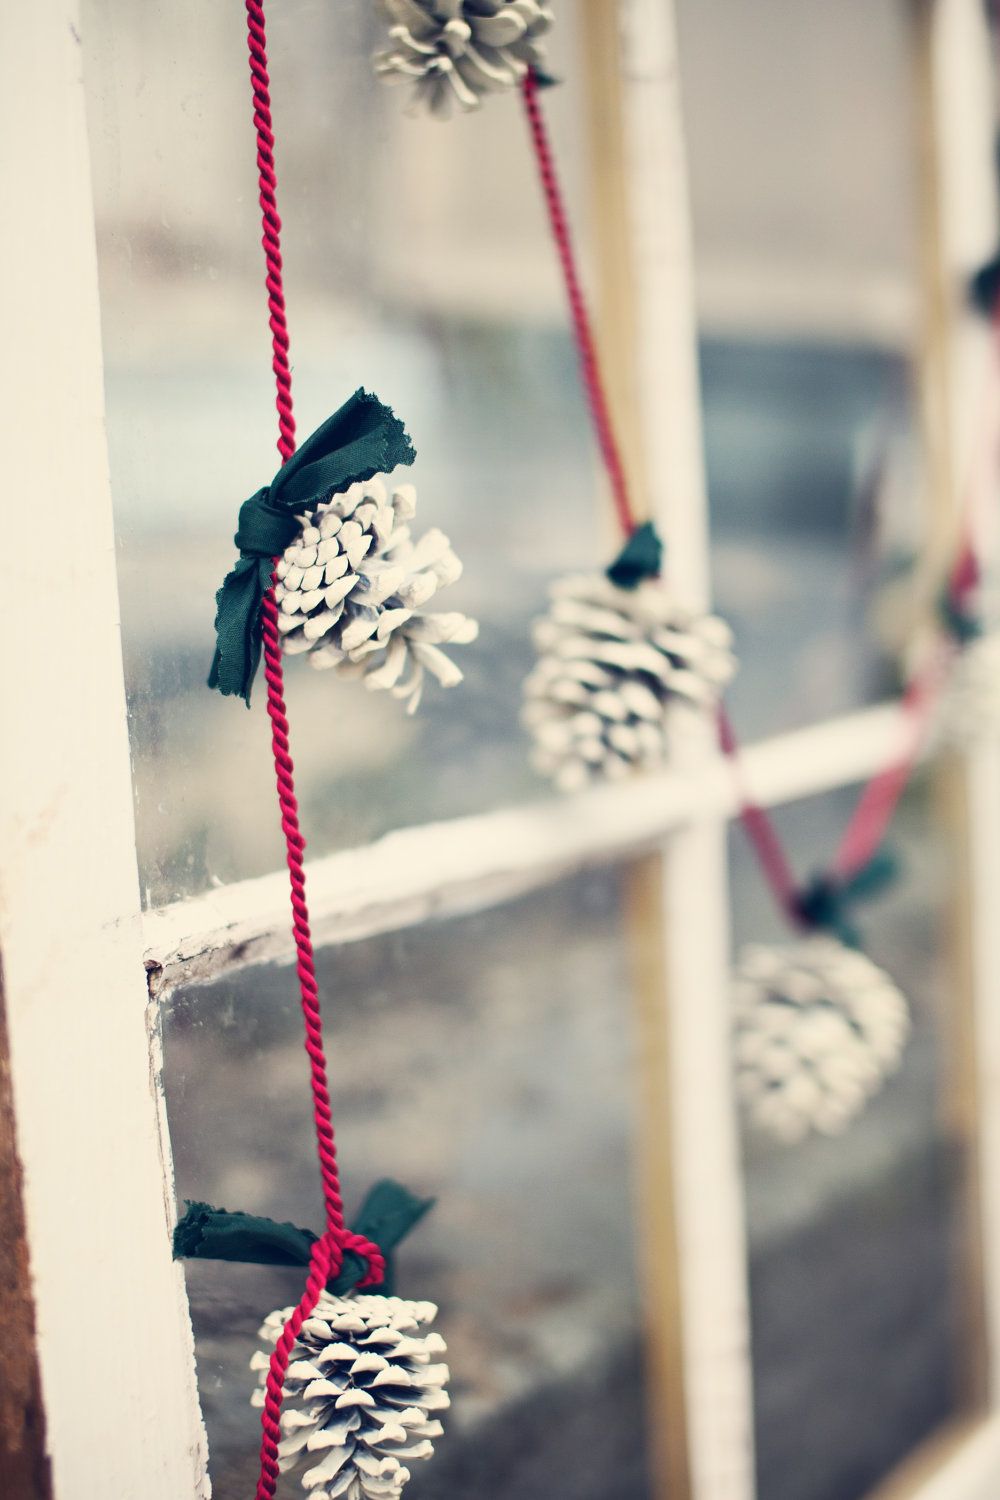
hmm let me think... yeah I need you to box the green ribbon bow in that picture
[209,389,416,705]
[173,1178,433,1298]
[605,522,663,590]
[794,847,899,949]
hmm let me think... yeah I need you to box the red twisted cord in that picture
[521,66,977,913]
[244,3,384,1494]
[246,0,295,463]
[716,704,802,921]
[254,1237,333,1500]
[522,71,636,540]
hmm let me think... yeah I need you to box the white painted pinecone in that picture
[940,630,1000,746]
[275,478,477,714]
[375,0,553,116]
[522,573,737,790]
[732,938,910,1145]
[251,1293,449,1500]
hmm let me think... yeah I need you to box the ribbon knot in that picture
[793,847,899,948]
[209,389,416,705]
[605,520,663,591]
[173,1178,431,1298]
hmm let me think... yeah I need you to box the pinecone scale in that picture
[732,938,911,1143]
[375,0,554,115]
[252,1294,449,1500]
[275,478,477,714]
[523,573,737,789]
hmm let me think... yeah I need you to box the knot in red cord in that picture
[328,1228,387,1291]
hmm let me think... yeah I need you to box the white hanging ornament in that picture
[374,0,553,117]
[275,477,478,714]
[522,570,736,790]
[732,937,911,1145]
[252,1292,449,1500]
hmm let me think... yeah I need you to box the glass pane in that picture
[676,1,924,741]
[729,771,986,1499]
[82,2,601,906]
[162,868,661,1499]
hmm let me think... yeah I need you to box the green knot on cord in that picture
[605,522,663,591]
[209,389,416,705]
[970,252,1000,319]
[173,1178,433,1298]
[938,586,982,647]
[793,847,900,950]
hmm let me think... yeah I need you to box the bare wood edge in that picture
[579,0,650,534]
[623,855,693,1497]
[934,756,991,1417]
[0,955,53,1500]
[579,3,688,1493]
[909,0,994,1440]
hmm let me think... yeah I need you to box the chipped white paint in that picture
[0,5,209,1496]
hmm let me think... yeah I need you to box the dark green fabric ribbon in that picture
[606,521,663,590]
[938,586,982,646]
[209,389,416,705]
[970,253,1000,319]
[173,1178,433,1298]
[794,847,900,949]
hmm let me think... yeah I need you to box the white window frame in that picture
[4,2,1000,1498]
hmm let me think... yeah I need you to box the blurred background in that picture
[81,2,994,1497]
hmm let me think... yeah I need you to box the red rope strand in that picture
[246,0,295,463]
[522,72,636,539]
[831,644,954,882]
[716,705,802,920]
[243,4,383,1494]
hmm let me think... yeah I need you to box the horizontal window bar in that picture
[144,700,920,998]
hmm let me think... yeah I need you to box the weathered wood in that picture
[144,701,920,996]
[0,961,52,1500]
[0,5,209,1494]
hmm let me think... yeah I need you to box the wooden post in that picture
[580,4,755,1496]
[911,0,1000,1430]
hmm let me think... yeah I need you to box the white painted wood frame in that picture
[920,3,1000,1489]
[0,4,209,1497]
[4,1,1000,1497]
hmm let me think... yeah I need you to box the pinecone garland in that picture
[375,0,553,116]
[274,477,477,714]
[522,573,737,790]
[251,1293,449,1500]
[732,938,910,1144]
